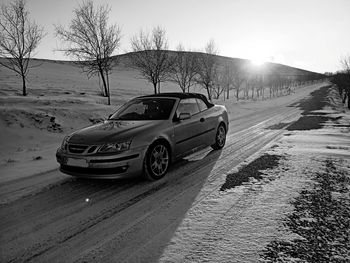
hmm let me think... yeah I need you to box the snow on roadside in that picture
[159,146,315,262]
[0,95,112,183]
[261,158,350,262]
[159,86,349,262]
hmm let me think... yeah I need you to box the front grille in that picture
[87,146,98,153]
[68,144,89,154]
[67,144,101,154]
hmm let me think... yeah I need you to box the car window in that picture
[110,98,176,120]
[196,98,208,112]
[176,98,200,117]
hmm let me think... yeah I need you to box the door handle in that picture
[200,118,205,123]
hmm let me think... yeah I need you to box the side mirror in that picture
[179,112,191,121]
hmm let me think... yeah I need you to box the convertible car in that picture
[56,93,228,180]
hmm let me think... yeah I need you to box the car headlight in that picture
[98,140,132,153]
[61,135,70,151]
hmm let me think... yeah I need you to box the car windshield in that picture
[109,98,176,120]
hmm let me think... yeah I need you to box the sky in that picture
[2,0,350,73]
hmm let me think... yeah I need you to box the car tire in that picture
[143,142,170,181]
[211,123,226,150]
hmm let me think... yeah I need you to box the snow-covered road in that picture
[0,83,335,262]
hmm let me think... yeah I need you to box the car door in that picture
[196,98,217,146]
[173,98,203,158]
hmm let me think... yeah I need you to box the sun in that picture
[249,53,269,66]
[238,39,277,67]
[250,58,266,66]
[246,51,270,67]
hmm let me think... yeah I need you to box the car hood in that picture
[68,120,162,144]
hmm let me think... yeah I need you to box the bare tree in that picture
[231,65,246,101]
[219,60,235,99]
[212,70,226,99]
[341,56,350,75]
[196,39,219,100]
[168,44,198,93]
[55,0,121,105]
[245,74,258,99]
[255,74,264,99]
[129,26,172,94]
[335,56,350,108]
[0,0,44,96]
[267,74,276,98]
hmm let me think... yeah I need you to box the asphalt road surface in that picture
[0,84,326,263]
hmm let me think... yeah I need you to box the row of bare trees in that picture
[128,26,324,102]
[210,70,318,101]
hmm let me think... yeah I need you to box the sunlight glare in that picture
[250,58,265,66]
[239,38,278,67]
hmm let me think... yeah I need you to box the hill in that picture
[116,51,322,78]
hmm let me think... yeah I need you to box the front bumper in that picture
[56,147,146,179]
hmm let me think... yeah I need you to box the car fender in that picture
[218,106,229,131]
[136,124,175,162]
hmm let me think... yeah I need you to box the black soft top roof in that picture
[139,93,214,107]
